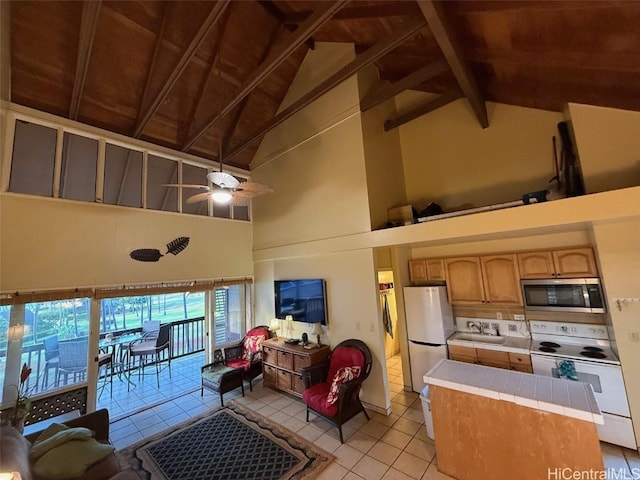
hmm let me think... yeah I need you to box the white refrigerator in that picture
[403,286,454,393]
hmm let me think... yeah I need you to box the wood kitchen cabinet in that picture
[409,259,446,282]
[445,255,522,306]
[448,344,532,373]
[444,257,485,304]
[448,344,478,364]
[480,254,523,305]
[518,247,597,278]
[262,339,330,397]
[508,352,533,373]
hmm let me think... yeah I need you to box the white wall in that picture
[0,194,253,291]
[592,219,640,446]
[251,43,390,412]
[398,97,563,211]
[254,249,390,413]
[568,103,640,194]
[251,43,372,250]
[359,67,406,230]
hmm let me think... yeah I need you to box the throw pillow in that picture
[30,424,114,480]
[326,366,361,406]
[242,335,265,360]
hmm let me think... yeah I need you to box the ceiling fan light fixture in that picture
[211,189,233,204]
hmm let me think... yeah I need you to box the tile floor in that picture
[107,352,640,480]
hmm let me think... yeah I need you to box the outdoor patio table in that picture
[99,333,142,385]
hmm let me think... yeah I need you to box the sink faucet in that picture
[467,321,484,334]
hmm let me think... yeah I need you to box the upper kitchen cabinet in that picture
[445,255,522,306]
[409,259,446,282]
[518,247,598,278]
[480,254,523,305]
[444,257,485,304]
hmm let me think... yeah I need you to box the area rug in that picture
[116,402,334,480]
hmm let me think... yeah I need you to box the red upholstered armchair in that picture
[223,325,271,391]
[301,339,372,443]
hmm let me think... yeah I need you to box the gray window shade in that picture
[147,154,178,212]
[10,120,57,197]
[60,133,98,202]
[182,163,208,216]
[103,144,142,207]
[233,205,250,221]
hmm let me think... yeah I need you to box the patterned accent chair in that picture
[223,326,271,391]
[201,349,245,406]
[301,339,372,443]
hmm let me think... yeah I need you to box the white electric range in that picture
[530,321,636,449]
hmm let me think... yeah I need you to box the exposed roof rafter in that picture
[417,0,489,128]
[384,90,462,131]
[360,58,450,112]
[133,0,231,138]
[280,2,422,24]
[225,15,428,161]
[182,0,349,153]
[69,0,102,120]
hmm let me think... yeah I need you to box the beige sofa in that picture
[0,409,139,480]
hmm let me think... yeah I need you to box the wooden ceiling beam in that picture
[360,58,449,112]
[256,1,315,50]
[69,0,102,120]
[184,8,232,144]
[224,16,428,161]
[280,2,422,24]
[133,0,230,138]
[417,0,489,128]
[384,90,462,131]
[137,2,170,121]
[182,0,348,152]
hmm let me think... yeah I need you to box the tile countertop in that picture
[447,332,531,354]
[424,359,604,425]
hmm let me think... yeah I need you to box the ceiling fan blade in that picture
[162,184,212,190]
[186,192,213,204]
[207,171,240,189]
[235,181,274,196]
[231,196,251,207]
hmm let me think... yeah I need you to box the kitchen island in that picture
[424,360,604,480]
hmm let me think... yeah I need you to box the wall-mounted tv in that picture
[274,279,327,325]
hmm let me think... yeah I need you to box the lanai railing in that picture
[0,316,206,398]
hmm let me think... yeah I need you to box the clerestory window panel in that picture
[60,133,98,202]
[10,120,57,197]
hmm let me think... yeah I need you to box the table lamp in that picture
[312,323,324,346]
[270,318,280,340]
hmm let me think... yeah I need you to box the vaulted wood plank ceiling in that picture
[10,1,640,171]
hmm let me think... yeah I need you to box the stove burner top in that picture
[581,351,607,359]
[539,347,557,353]
[540,341,561,348]
[583,346,604,352]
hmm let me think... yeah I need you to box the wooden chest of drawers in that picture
[262,339,330,397]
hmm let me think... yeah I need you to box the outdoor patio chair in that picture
[42,335,59,389]
[57,338,89,386]
[223,325,271,391]
[128,323,171,389]
[97,351,113,399]
[301,339,372,443]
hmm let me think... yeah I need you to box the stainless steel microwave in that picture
[521,278,606,313]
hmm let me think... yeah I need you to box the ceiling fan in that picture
[164,135,272,205]
[164,169,273,205]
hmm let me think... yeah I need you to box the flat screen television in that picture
[274,279,327,325]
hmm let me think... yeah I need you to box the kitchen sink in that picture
[453,333,506,344]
